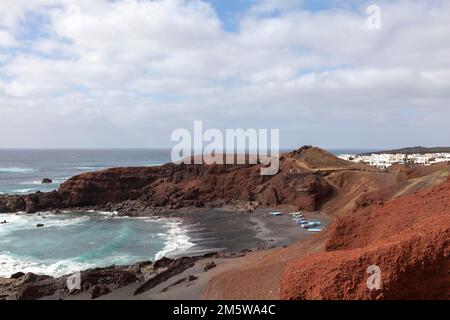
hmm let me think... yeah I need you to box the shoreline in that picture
[0,207,329,300]
[1,147,448,300]
[0,206,329,267]
[0,210,194,278]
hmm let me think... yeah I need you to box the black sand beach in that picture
[29,208,331,300]
[170,208,332,257]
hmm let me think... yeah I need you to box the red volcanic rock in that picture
[0,146,340,212]
[280,178,450,300]
[287,145,362,169]
[280,222,449,300]
[0,195,26,212]
[0,191,62,213]
[58,166,162,206]
[325,178,450,251]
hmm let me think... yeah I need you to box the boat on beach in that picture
[300,221,322,228]
[270,212,283,216]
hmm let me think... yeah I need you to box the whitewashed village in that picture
[338,152,450,169]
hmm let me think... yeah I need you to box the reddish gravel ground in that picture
[203,234,327,300]
[280,178,450,300]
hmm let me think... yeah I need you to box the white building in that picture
[340,152,450,168]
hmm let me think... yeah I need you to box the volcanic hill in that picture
[0,146,374,214]
[280,177,450,299]
[1,146,449,300]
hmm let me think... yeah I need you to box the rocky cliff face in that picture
[0,191,62,213]
[0,146,345,213]
[280,177,450,300]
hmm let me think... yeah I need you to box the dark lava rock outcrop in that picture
[0,146,351,213]
[0,251,240,300]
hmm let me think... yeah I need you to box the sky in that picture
[0,0,449,149]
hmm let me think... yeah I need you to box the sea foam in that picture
[0,167,34,173]
[0,212,195,278]
[0,253,95,278]
[20,178,67,185]
[155,220,195,260]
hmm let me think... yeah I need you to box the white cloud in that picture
[0,30,16,47]
[0,0,449,148]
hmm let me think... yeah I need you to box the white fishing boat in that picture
[270,212,283,216]
[307,228,322,232]
[306,221,321,226]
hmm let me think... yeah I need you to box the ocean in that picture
[0,148,369,278]
[0,148,372,195]
[0,211,193,278]
[0,149,180,277]
[0,149,171,195]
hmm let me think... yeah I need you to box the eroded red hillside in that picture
[280,178,450,300]
[2,146,363,213]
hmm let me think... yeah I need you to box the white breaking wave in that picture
[20,178,67,185]
[14,188,35,194]
[74,166,107,171]
[0,253,95,278]
[155,220,195,260]
[0,213,195,277]
[0,167,35,173]
[0,213,90,235]
[0,253,147,278]
[20,180,43,185]
[86,210,118,216]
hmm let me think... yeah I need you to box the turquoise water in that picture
[0,211,193,277]
[0,148,372,277]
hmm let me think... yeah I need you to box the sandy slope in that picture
[203,167,450,300]
[280,177,450,300]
